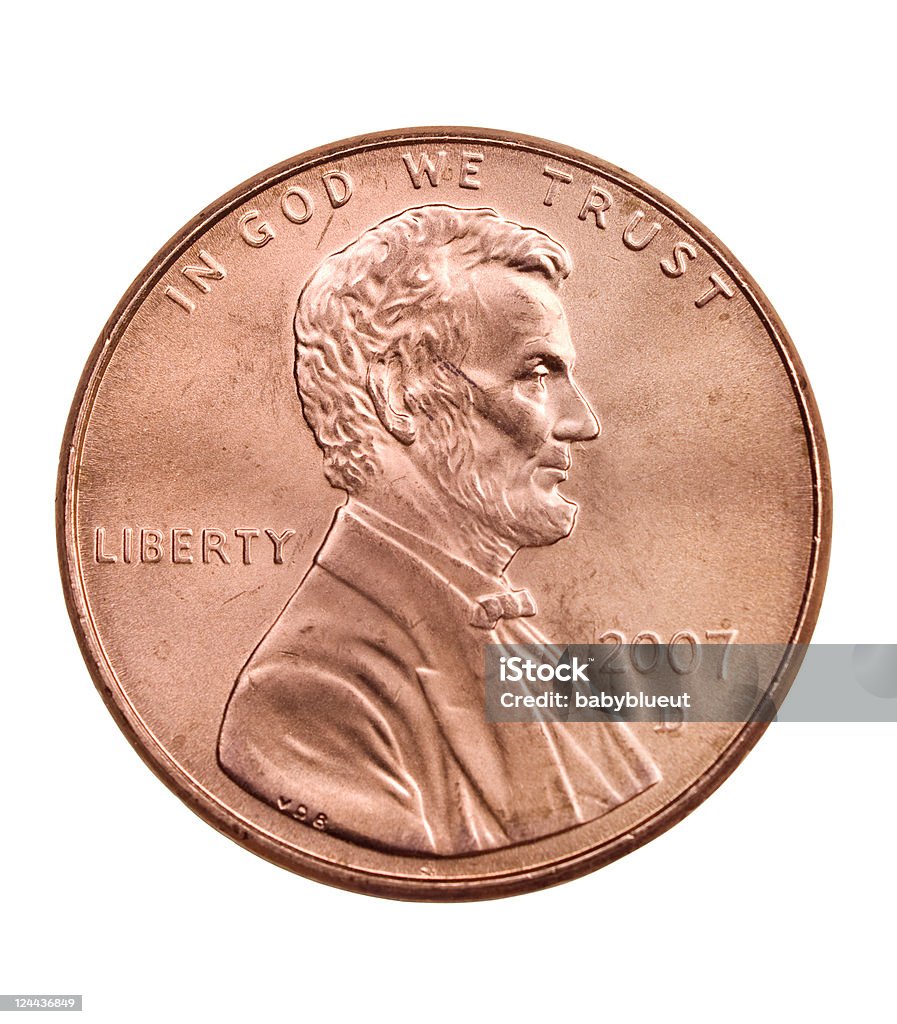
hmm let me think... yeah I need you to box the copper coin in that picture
[57,127,831,900]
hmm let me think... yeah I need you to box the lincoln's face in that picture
[420,264,601,549]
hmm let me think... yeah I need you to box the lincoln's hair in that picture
[294,204,572,491]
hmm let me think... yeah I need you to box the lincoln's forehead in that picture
[469,264,567,333]
[458,264,573,374]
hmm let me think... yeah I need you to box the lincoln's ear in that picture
[366,352,416,445]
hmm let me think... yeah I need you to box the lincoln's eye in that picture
[531,364,549,388]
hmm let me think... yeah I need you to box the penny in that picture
[57,127,831,900]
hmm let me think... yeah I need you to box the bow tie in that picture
[471,588,537,629]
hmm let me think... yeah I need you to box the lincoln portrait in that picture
[217,204,660,855]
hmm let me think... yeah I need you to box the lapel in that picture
[315,505,521,828]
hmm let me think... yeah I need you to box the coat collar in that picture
[317,500,534,631]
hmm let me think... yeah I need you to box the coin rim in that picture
[56,126,833,901]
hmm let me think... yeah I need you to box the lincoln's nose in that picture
[554,378,601,442]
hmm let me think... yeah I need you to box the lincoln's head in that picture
[294,204,599,559]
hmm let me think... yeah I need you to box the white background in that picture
[2,3,895,1022]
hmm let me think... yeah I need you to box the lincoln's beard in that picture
[416,381,577,560]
